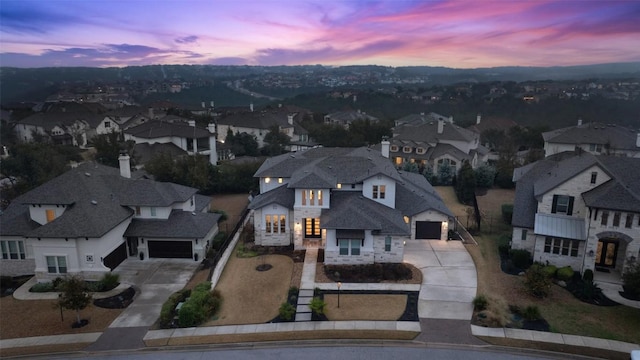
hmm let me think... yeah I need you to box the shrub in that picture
[30,282,54,293]
[524,264,552,298]
[176,282,221,328]
[582,269,594,282]
[509,249,533,270]
[522,305,541,321]
[85,281,104,292]
[178,302,199,327]
[473,295,488,311]
[497,234,512,256]
[622,259,640,298]
[501,204,513,224]
[572,280,603,303]
[308,297,326,315]
[279,302,296,321]
[100,272,120,291]
[541,265,557,278]
[159,289,191,328]
[556,266,574,282]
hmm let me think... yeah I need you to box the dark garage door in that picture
[148,240,192,258]
[416,221,442,239]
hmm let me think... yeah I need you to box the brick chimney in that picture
[118,153,131,178]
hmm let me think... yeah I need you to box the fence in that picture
[207,207,250,282]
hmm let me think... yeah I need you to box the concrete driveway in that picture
[108,258,200,328]
[403,240,477,320]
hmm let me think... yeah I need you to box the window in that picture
[46,209,55,223]
[265,215,286,234]
[627,214,634,228]
[280,215,286,233]
[544,237,579,257]
[394,157,403,166]
[150,207,157,217]
[613,212,621,227]
[339,239,361,256]
[372,185,386,199]
[336,183,342,189]
[1,240,26,260]
[304,218,321,238]
[135,206,141,216]
[521,229,527,241]
[278,178,283,184]
[416,147,425,154]
[264,177,271,184]
[302,190,322,206]
[385,236,392,252]
[104,121,111,128]
[46,256,67,274]
[601,211,609,226]
[551,195,574,215]
[403,146,412,153]
[590,172,597,184]
[390,145,399,152]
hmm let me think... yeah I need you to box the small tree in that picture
[58,275,92,326]
[622,258,640,299]
[524,264,552,298]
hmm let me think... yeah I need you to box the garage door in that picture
[415,221,442,239]
[148,240,192,258]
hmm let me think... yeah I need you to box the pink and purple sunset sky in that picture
[1,0,639,68]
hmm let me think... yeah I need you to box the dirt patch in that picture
[211,193,249,235]
[323,294,407,320]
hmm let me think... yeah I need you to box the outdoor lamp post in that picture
[337,281,342,308]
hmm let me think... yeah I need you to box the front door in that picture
[127,237,139,256]
[595,239,618,268]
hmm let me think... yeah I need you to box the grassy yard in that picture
[438,186,640,345]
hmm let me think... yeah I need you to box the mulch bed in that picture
[93,287,136,309]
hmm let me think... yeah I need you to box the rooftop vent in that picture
[91,200,97,205]
[84,172,91,177]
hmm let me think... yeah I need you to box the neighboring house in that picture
[248,143,454,265]
[388,118,487,174]
[542,120,640,158]
[95,106,151,135]
[123,117,217,165]
[0,157,220,282]
[510,152,640,278]
[394,112,453,127]
[324,110,379,129]
[217,109,312,149]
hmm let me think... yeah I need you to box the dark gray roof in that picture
[533,153,599,199]
[132,142,186,164]
[124,210,220,238]
[248,185,295,210]
[18,111,104,130]
[194,194,213,212]
[218,110,301,130]
[321,192,409,235]
[124,119,211,139]
[393,121,478,144]
[396,172,453,217]
[582,156,640,212]
[254,147,402,186]
[543,122,639,150]
[0,194,40,236]
[2,162,199,238]
[325,111,379,125]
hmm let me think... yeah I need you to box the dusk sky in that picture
[1,0,639,68]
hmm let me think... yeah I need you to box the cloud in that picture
[0,5,81,34]
[208,57,248,65]
[175,35,199,44]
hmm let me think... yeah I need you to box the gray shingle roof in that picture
[248,184,295,210]
[124,119,211,139]
[217,110,301,130]
[395,171,453,217]
[393,121,478,144]
[533,153,598,199]
[124,210,220,238]
[321,192,409,235]
[543,122,639,150]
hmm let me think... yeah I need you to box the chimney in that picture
[201,101,205,108]
[207,123,215,134]
[449,116,453,123]
[476,114,481,125]
[578,118,583,126]
[381,137,390,158]
[437,120,444,134]
[148,107,154,119]
[287,114,294,125]
[210,100,214,108]
[118,153,131,178]
[636,133,640,148]
[250,103,254,112]
[208,124,217,165]
[188,120,196,127]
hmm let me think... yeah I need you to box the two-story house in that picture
[388,118,487,174]
[323,110,379,129]
[123,117,217,165]
[543,120,640,158]
[248,143,454,265]
[0,156,220,282]
[511,152,640,278]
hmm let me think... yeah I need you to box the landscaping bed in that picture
[93,287,136,309]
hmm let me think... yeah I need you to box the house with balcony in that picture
[542,120,640,158]
[248,143,454,265]
[388,118,487,174]
[0,156,220,282]
[510,152,640,278]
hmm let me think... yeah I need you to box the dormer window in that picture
[416,147,425,154]
[390,145,399,152]
[403,146,412,153]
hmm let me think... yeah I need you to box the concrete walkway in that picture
[295,247,318,322]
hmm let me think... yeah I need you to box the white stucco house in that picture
[542,120,640,158]
[510,152,640,279]
[0,156,220,282]
[248,142,454,265]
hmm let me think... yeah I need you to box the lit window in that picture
[403,216,410,224]
[265,177,271,184]
[46,209,55,223]
[373,185,386,199]
[278,178,283,184]
[336,183,342,189]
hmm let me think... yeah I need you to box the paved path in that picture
[295,247,318,322]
